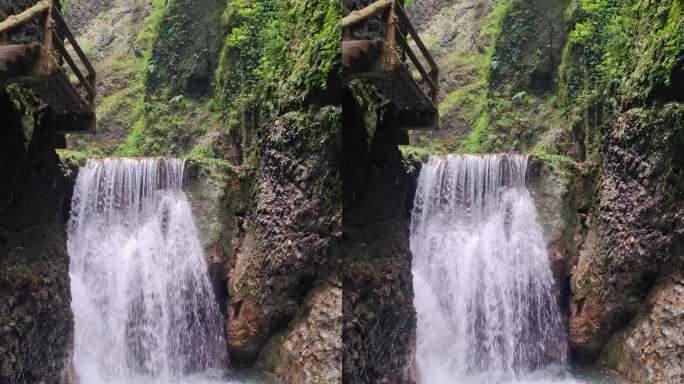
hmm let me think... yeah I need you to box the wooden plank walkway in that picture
[0,0,96,133]
[342,0,439,130]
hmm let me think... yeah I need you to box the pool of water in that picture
[422,365,624,384]
[76,369,274,384]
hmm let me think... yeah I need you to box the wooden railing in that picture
[0,0,96,107]
[342,0,439,105]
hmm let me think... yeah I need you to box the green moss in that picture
[115,0,341,162]
[96,91,131,122]
[57,149,103,168]
[425,0,569,155]
[136,0,167,50]
[186,155,233,171]
[212,0,341,165]
[146,0,227,98]
[116,97,221,157]
[439,77,486,117]
[554,0,683,167]
[217,0,340,105]
[399,144,446,163]
[461,111,490,153]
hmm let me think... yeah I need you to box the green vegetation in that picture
[57,149,103,168]
[399,144,447,163]
[408,0,682,169]
[113,0,340,167]
[555,0,683,163]
[211,0,341,166]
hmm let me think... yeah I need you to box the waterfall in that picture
[68,158,227,384]
[410,154,567,383]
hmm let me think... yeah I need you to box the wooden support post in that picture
[27,0,55,76]
[41,0,54,49]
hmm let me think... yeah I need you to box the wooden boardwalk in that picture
[0,0,96,133]
[343,0,439,130]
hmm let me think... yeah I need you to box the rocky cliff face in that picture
[560,3,684,381]
[341,87,417,384]
[225,108,342,374]
[569,104,684,381]
[600,274,684,383]
[0,89,74,384]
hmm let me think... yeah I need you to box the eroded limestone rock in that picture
[568,106,684,362]
[258,278,342,384]
[601,275,684,383]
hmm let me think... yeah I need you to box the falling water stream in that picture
[67,158,264,384]
[66,156,619,384]
[410,155,619,384]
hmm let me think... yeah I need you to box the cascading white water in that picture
[410,154,568,384]
[68,158,228,384]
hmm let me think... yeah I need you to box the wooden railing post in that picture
[392,0,439,104]
[51,5,96,106]
[384,2,397,47]
[41,0,54,50]
[0,0,97,131]
[341,0,393,28]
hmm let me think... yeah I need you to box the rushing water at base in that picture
[410,155,618,384]
[68,158,232,384]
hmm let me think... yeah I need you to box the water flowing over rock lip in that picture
[410,153,568,383]
[67,157,228,383]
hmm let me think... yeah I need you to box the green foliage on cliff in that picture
[146,0,227,98]
[213,0,341,165]
[216,0,340,106]
[556,0,683,162]
[560,0,682,106]
[414,0,682,165]
[456,0,570,155]
[116,0,341,164]
[116,0,228,157]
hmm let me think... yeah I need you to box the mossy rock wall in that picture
[0,90,74,384]
[146,0,227,99]
[341,87,417,384]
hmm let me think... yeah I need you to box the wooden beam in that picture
[0,0,50,34]
[341,0,393,28]
[342,40,383,75]
[0,44,41,83]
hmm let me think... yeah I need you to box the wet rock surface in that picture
[184,160,252,318]
[341,90,417,384]
[526,157,580,314]
[600,275,684,383]
[225,108,342,379]
[569,106,684,364]
[258,277,342,384]
[0,90,74,384]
